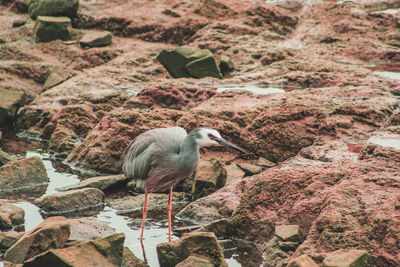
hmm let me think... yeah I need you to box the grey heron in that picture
[122,126,246,242]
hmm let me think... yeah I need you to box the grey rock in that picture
[80,31,112,48]
[34,16,72,43]
[29,0,79,19]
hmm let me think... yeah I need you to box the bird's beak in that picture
[214,137,248,154]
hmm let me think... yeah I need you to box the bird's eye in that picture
[208,133,215,140]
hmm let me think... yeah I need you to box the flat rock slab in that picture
[34,188,104,216]
[24,233,125,267]
[275,225,301,242]
[0,200,24,231]
[43,65,70,90]
[68,218,116,242]
[237,162,263,176]
[29,0,79,19]
[34,16,72,43]
[58,174,127,192]
[0,87,26,128]
[177,255,214,267]
[80,31,113,48]
[4,216,70,264]
[322,249,374,267]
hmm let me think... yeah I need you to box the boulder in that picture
[157,47,222,79]
[0,87,26,128]
[34,188,104,216]
[68,218,117,242]
[58,174,128,192]
[0,156,49,198]
[176,255,213,267]
[322,249,374,267]
[23,233,125,267]
[43,65,70,90]
[0,200,24,231]
[191,158,227,201]
[157,232,227,267]
[275,225,301,243]
[0,231,24,251]
[28,0,79,19]
[80,31,113,48]
[287,254,319,267]
[34,16,72,43]
[4,216,70,264]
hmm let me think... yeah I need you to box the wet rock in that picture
[156,232,227,267]
[28,0,79,19]
[275,225,301,243]
[122,246,149,267]
[106,192,189,218]
[0,200,24,231]
[68,218,117,242]
[157,47,222,79]
[4,216,70,264]
[43,65,70,90]
[80,31,112,48]
[0,149,12,166]
[177,179,247,225]
[197,218,231,238]
[0,231,24,251]
[0,87,26,128]
[0,156,48,198]
[287,254,319,267]
[191,158,227,201]
[23,233,125,267]
[237,162,263,176]
[34,16,72,43]
[58,174,128,192]
[176,255,213,267]
[322,249,374,267]
[219,54,234,74]
[34,188,104,216]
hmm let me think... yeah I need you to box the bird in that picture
[121,126,247,243]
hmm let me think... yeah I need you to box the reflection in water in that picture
[12,201,43,231]
[374,71,400,80]
[368,136,400,150]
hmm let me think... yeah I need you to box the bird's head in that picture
[195,127,247,153]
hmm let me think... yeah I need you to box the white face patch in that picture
[197,128,222,147]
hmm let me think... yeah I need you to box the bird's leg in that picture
[167,187,173,242]
[140,190,148,243]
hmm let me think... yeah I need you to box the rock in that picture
[4,216,70,264]
[68,218,117,242]
[197,218,231,238]
[0,231,24,251]
[287,254,319,267]
[122,247,149,267]
[34,16,72,43]
[176,255,214,267]
[191,158,227,201]
[43,65,70,90]
[23,233,125,267]
[236,162,263,176]
[34,188,104,216]
[0,200,24,231]
[12,20,26,28]
[157,47,222,79]
[256,157,276,167]
[156,232,227,267]
[219,54,234,74]
[80,31,113,48]
[263,237,290,267]
[0,87,26,128]
[322,249,374,267]
[28,0,79,19]
[0,149,12,167]
[275,225,301,242]
[277,241,299,252]
[225,163,245,185]
[58,174,128,192]
[0,157,49,198]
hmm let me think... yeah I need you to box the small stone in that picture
[58,174,127,192]
[256,157,276,167]
[29,0,79,19]
[43,65,70,90]
[237,162,263,176]
[275,225,301,242]
[287,254,319,267]
[225,164,245,185]
[176,255,214,267]
[219,54,234,74]
[278,241,299,252]
[0,87,26,128]
[322,249,374,267]
[197,218,231,237]
[34,16,72,43]
[12,20,26,28]
[186,54,223,79]
[80,31,112,48]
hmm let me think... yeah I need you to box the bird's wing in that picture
[122,127,187,183]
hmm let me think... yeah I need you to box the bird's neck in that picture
[178,133,200,170]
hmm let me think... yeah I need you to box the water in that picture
[374,71,400,80]
[4,152,248,266]
[373,8,400,15]
[217,85,286,95]
[368,135,400,150]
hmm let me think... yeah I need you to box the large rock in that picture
[0,200,24,231]
[0,87,26,128]
[191,158,227,201]
[4,216,70,264]
[68,218,117,242]
[34,188,104,216]
[157,47,222,79]
[0,156,49,198]
[157,232,227,267]
[80,31,113,48]
[58,174,128,192]
[34,16,72,43]
[23,233,125,267]
[0,231,24,251]
[28,0,79,19]
[322,249,374,267]
[43,65,70,90]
